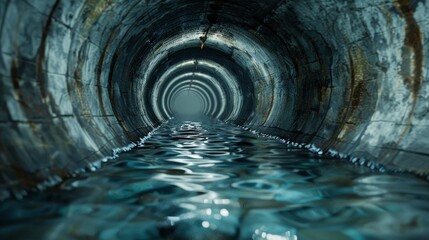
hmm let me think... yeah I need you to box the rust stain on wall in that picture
[36,0,60,99]
[82,0,111,35]
[395,0,423,140]
[348,46,369,115]
[73,51,88,115]
[327,46,371,146]
[396,0,423,98]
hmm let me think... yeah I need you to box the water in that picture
[1,120,429,239]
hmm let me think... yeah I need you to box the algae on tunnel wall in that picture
[0,0,428,199]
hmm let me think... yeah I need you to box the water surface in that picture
[1,120,429,239]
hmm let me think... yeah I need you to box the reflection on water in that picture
[1,120,429,239]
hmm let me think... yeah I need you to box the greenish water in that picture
[1,120,429,239]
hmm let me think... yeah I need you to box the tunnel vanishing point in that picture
[0,0,428,200]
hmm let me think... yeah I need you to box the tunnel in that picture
[0,0,429,238]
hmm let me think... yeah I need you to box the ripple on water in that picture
[1,120,429,239]
[355,174,427,185]
[231,179,281,191]
[107,181,161,200]
[154,171,230,183]
[166,157,222,165]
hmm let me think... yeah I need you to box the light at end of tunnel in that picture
[172,91,205,118]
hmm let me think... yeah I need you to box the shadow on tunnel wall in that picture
[0,0,428,199]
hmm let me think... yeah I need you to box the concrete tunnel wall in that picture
[0,0,428,198]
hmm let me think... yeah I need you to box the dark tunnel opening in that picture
[0,0,429,238]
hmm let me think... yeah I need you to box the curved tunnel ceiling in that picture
[0,0,428,196]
